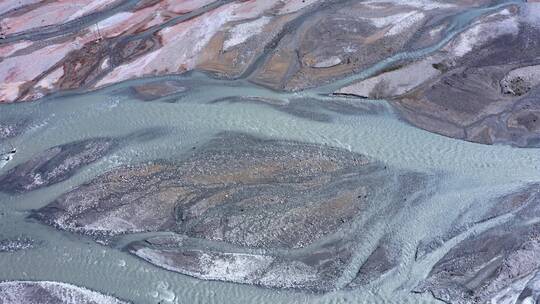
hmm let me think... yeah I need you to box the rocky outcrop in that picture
[500,65,540,97]
[0,281,128,304]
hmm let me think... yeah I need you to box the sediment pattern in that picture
[2,1,540,304]
[0,0,492,103]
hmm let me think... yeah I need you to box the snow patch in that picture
[386,11,425,36]
[224,16,271,50]
[97,1,274,87]
[450,16,519,57]
[36,67,64,90]
[313,56,342,68]
[97,12,134,30]
[81,214,141,234]
[363,0,454,10]
[135,248,274,284]
[363,10,425,37]
[259,261,319,288]
[198,252,273,282]
[67,0,118,21]
[0,281,126,304]
[522,3,540,28]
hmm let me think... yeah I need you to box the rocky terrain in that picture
[0,138,114,194]
[414,184,540,303]
[0,127,169,193]
[24,132,540,300]
[0,0,495,103]
[0,281,128,304]
[2,0,540,147]
[338,4,540,147]
[3,1,540,304]
[31,132,430,291]
[3,0,540,146]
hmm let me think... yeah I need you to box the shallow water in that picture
[0,1,537,303]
